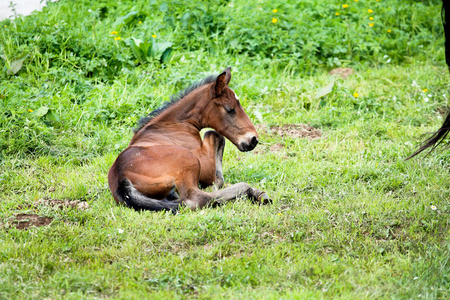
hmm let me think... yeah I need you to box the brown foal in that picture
[108,67,270,212]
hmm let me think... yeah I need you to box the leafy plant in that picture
[29,107,61,125]
[126,37,173,64]
[5,54,29,75]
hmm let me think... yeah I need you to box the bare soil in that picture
[270,124,322,140]
[5,214,53,230]
[328,67,354,79]
[269,143,285,152]
[2,199,89,230]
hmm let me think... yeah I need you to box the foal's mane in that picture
[134,73,218,132]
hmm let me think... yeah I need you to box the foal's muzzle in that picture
[239,136,259,152]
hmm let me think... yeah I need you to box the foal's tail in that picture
[407,112,450,160]
[116,179,180,212]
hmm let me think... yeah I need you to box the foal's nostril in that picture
[239,135,259,152]
[251,136,259,147]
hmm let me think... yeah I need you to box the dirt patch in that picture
[269,143,285,152]
[270,124,322,140]
[5,213,53,230]
[328,67,353,79]
[34,199,89,210]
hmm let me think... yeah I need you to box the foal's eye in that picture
[225,107,236,114]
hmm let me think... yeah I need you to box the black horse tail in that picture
[116,179,180,212]
[443,0,450,72]
[408,1,450,159]
[407,113,450,159]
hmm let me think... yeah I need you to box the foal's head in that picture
[205,67,259,152]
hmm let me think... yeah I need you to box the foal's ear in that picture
[214,67,232,96]
[223,67,231,85]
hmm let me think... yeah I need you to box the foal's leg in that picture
[210,182,271,205]
[182,182,271,210]
[211,131,225,189]
[193,130,225,190]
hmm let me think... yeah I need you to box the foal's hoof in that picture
[257,192,272,205]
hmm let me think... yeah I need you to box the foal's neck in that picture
[153,85,211,131]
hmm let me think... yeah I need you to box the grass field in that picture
[1,0,449,298]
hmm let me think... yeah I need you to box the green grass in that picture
[1,0,450,298]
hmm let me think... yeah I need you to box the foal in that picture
[108,67,270,211]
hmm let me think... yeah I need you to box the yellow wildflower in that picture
[423,88,427,92]
[28,109,33,113]
[342,4,349,8]
[114,37,121,41]
[354,0,358,1]
[138,21,142,24]
[272,18,278,23]
[4,25,7,28]
[152,34,157,38]
[369,23,374,27]
[336,12,340,16]
[111,31,118,35]
[369,17,374,20]
[353,92,359,98]
[272,9,278,13]
[368,9,373,13]
[387,29,391,33]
